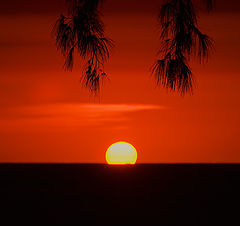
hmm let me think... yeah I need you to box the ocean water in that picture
[1,164,239,225]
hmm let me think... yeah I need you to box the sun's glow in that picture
[106,142,137,165]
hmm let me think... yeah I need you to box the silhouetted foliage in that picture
[53,0,113,94]
[152,0,215,95]
[54,0,215,96]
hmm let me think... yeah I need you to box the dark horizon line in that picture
[1,162,240,165]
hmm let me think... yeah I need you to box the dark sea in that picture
[0,164,239,225]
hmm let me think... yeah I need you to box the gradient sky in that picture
[0,0,240,163]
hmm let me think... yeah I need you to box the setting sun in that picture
[106,142,137,165]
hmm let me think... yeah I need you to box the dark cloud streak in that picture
[0,0,240,14]
[0,0,65,14]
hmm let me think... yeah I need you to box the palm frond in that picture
[152,55,193,95]
[66,0,103,13]
[53,15,74,56]
[154,0,215,95]
[191,26,215,62]
[53,0,112,94]
[64,47,75,70]
[82,61,108,94]
[78,35,113,62]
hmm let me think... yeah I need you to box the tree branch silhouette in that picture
[53,0,113,94]
[54,0,215,96]
[152,0,215,95]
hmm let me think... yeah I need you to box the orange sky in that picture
[0,0,240,163]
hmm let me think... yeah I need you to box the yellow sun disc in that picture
[106,142,137,165]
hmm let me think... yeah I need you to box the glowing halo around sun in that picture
[106,142,137,165]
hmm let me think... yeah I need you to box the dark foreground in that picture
[0,164,240,225]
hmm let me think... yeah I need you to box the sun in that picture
[106,142,137,165]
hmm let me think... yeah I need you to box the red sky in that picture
[0,0,240,163]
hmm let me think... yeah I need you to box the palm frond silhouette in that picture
[152,0,215,95]
[54,0,215,96]
[53,0,113,93]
